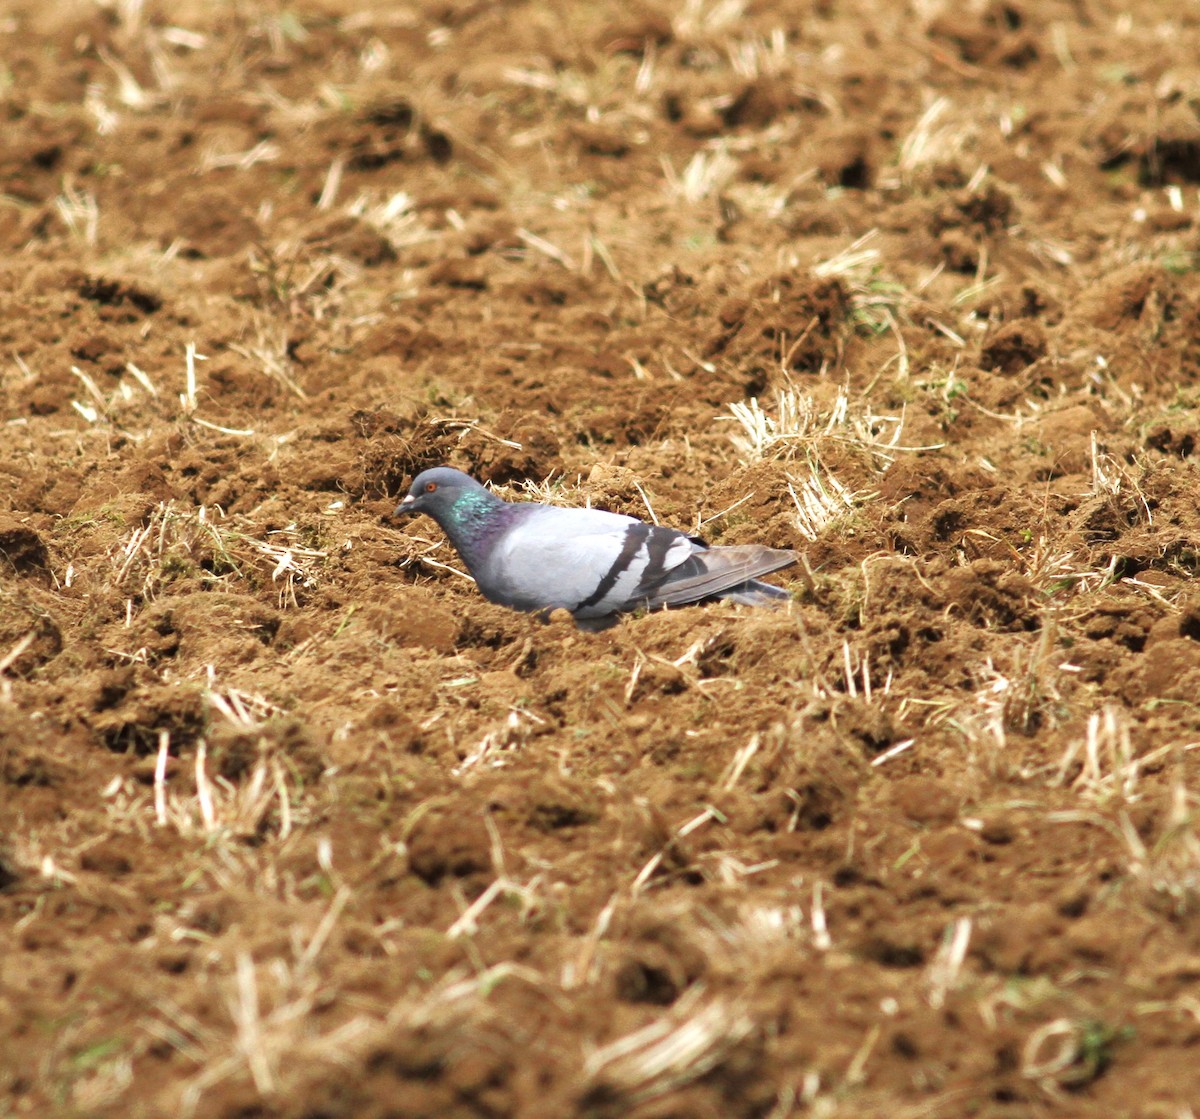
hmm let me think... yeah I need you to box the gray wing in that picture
[482,506,697,618]
[484,505,796,619]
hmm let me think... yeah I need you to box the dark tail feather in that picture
[717,578,792,607]
[639,544,797,609]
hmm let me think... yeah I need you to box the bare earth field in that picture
[5,1,1200,1116]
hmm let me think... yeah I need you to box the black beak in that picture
[394,493,417,517]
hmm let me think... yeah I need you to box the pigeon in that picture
[395,466,797,626]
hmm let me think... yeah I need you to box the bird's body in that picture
[396,467,796,626]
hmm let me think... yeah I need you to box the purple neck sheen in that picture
[436,488,521,573]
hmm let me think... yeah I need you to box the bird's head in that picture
[394,466,486,520]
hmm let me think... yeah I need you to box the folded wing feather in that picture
[483,505,795,619]
[635,544,798,610]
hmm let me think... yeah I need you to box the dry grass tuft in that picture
[884,97,979,188]
[171,891,364,1116]
[672,0,747,42]
[1123,777,1200,917]
[813,231,913,352]
[229,322,309,401]
[662,147,739,204]
[55,180,100,246]
[722,382,935,471]
[583,988,754,1106]
[346,190,434,251]
[108,502,326,606]
[787,460,858,541]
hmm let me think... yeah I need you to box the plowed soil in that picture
[5,2,1200,1116]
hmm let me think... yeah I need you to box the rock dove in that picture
[395,466,797,626]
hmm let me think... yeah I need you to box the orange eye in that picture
[425,482,438,493]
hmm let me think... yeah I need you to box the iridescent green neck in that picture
[439,487,511,568]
